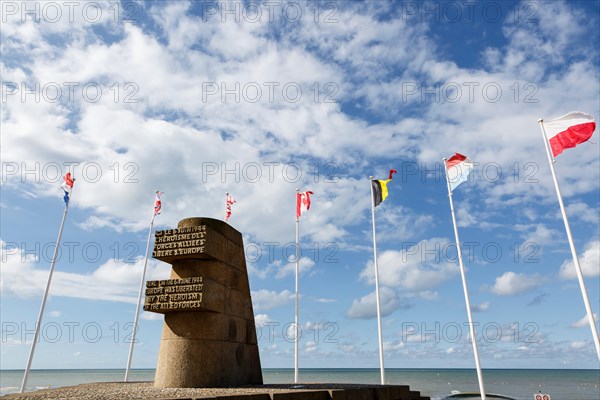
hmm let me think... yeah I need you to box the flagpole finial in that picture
[369,176,373,180]
[296,188,299,192]
[537,118,543,123]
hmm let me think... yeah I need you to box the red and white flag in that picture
[296,191,314,219]
[225,193,236,221]
[154,191,162,215]
[544,111,596,157]
[445,153,474,192]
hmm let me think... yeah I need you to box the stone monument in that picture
[144,217,263,388]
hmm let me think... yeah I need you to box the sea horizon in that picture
[2,367,599,399]
[2,366,600,371]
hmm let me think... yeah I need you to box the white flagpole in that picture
[21,184,74,393]
[369,177,385,385]
[294,188,300,384]
[442,159,486,400]
[124,200,157,381]
[538,120,600,361]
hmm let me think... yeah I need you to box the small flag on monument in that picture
[543,111,596,157]
[371,169,396,207]
[154,191,162,215]
[60,172,74,204]
[225,193,236,221]
[296,191,314,219]
[445,153,474,192]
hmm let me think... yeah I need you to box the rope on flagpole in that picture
[538,120,600,361]
[21,181,74,393]
[369,176,385,385]
[442,158,487,400]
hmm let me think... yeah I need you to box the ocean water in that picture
[0,368,598,399]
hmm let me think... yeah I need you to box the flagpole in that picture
[538,120,600,361]
[20,185,74,393]
[294,188,300,383]
[442,159,486,400]
[124,204,157,381]
[369,177,385,385]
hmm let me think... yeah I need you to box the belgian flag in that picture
[372,169,397,207]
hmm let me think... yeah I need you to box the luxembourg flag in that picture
[544,111,596,157]
[446,153,474,192]
[296,191,314,219]
[60,172,74,204]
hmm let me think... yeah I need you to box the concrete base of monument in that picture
[2,382,431,400]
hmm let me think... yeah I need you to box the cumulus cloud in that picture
[0,240,170,303]
[346,287,411,319]
[570,314,599,329]
[359,238,459,292]
[254,314,272,327]
[251,289,294,311]
[559,240,600,279]
[489,271,542,296]
[275,257,316,279]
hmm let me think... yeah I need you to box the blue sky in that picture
[1,0,599,373]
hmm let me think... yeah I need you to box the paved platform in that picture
[1,382,431,400]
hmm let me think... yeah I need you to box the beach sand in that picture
[1,382,430,399]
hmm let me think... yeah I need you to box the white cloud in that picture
[316,298,336,303]
[140,312,163,321]
[275,257,316,279]
[471,302,490,313]
[254,314,272,327]
[559,240,600,279]
[570,314,599,329]
[514,223,561,250]
[489,271,542,296]
[251,289,294,311]
[346,287,411,319]
[564,202,599,224]
[304,341,318,353]
[48,310,61,318]
[570,341,588,350]
[359,238,458,292]
[0,240,170,303]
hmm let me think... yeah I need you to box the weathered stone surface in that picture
[147,217,263,388]
[271,391,331,400]
[1,382,431,400]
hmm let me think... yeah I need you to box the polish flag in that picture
[446,153,474,192]
[544,111,596,157]
[296,191,314,219]
[154,191,162,216]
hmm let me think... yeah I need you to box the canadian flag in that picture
[225,193,236,221]
[296,191,314,219]
[543,111,596,157]
[154,191,162,216]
